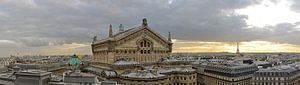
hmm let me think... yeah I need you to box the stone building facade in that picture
[159,67,197,85]
[252,63,300,85]
[119,70,169,85]
[91,18,172,64]
[194,63,258,85]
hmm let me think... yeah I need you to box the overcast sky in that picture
[1,0,300,57]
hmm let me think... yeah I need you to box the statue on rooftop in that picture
[93,36,97,42]
[142,18,148,26]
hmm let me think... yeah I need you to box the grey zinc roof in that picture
[256,64,300,73]
[201,62,258,74]
[101,81,118,85]
[64,76,98,83]
[0,72,16,80]
[103,70,117,77]
[16,69,51,76]
[64,70,98,83]
[121,70,165,78]
[157,67,196,74]
[83,66,103,73]
[113,60,139,65]
[0,79,14,85]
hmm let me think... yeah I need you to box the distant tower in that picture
[119,24,124,32]
[109,24,113,37]
[236,42,241,57]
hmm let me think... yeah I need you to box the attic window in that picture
[140,40,151,47]
[147,42,150,47]
[140,42,143,47]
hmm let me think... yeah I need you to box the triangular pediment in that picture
[114,26,170,48]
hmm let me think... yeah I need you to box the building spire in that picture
[109,24,113,37]
[168,31,172,42]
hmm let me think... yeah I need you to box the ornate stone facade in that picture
[91,18,172,64]
[118,66,197,85]
[252,63,300,85]
[194,63,258,85]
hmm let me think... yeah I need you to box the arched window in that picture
[140,42,143,47]
[139,40,152,47]
[147,42,150,47]
[138,40,152,54]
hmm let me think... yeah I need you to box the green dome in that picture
[69,54,81,65]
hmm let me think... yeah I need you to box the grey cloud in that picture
[263,22,300,45]
[0,0,259,47]
[1,0,300,56]
[291,0,300,12]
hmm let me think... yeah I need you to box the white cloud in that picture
[0,40,16,44]
[236,0,300,27]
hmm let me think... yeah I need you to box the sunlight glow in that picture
[173,40,300,53]
[236,0,300,27]
[168,0,174,4]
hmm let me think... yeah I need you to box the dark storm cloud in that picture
[0,0,299,49]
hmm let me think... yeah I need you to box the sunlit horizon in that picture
[6,40,299,57]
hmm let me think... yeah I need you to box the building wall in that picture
[252,74,300,85]
[92,29,171,64]
[15,73,51,85]
[120,78,170,85]
[168,73,197,85]
[196,71,253,85]
[202,75,251,85]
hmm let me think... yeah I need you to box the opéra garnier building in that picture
[91,18,172,64]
